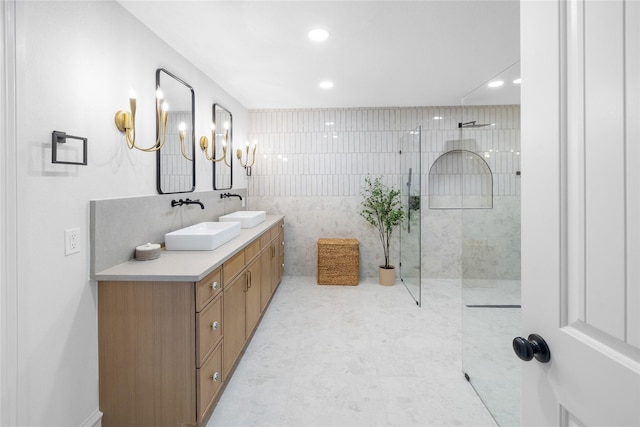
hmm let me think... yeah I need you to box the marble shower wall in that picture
[247,106,520,280]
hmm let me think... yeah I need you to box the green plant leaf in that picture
[359,175,405,269]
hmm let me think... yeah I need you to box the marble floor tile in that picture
[462,282,521,427]
[206,276,500,427]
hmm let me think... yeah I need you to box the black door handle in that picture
[513,333,551,363]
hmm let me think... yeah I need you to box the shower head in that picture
[458,121,491,128]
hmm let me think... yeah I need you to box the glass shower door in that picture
[399,126,421,306]
[460,61,521,426]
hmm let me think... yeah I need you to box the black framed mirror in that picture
[213,103,233,190]
[156,68,196,194]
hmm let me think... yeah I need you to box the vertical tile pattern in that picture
[248,106,520,279]
[161,111,194,193]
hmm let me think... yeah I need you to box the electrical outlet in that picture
[65,228,80,255]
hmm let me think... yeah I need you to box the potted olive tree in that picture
[360,176,405,286]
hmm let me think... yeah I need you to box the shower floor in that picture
[463,280,521,427]
[206,276,497,427]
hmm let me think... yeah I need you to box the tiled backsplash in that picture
[248,106,520,280]
[90,189,246,275]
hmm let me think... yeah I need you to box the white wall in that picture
[11,1,248,425]
[2,0,19,425]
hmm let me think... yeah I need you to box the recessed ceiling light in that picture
[319,81,334,89]
[513,78,522,84]
[308,29,329,42]
[488,80,504,88]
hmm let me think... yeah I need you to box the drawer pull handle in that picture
[212,321,219,330]
[212,372,220,382]
[282,263,285,268]
[211,281,219,290]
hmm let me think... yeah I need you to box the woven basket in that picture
[317,238,360,286]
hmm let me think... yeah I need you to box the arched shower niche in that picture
[428,149,493,209]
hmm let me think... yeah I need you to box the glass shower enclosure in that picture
[460,61,521,426]
[399,126,422,306]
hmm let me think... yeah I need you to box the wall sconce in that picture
[178,122,192,161]
[237,140,257,176]
[114,88,168,152]
[199,122,228,164]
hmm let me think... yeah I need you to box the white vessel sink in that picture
[219,211,266,229]
[165,221,241,251]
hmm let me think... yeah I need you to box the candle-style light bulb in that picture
[155,88,163,100]
[129,88,136,99]
[178,122,191,161]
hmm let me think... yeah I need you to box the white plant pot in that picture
[378,266,396,286]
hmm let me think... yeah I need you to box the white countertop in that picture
[93,215,284,282]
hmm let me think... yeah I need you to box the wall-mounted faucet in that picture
[171,198,205,209]
[220,193,243,201]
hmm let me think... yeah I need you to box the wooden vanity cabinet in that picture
[245,255,263,338]
[260,248,272,311]
[275,224,285,293]
[98,219,284,427]
[221,238,261,377]
[222,270,246,378]
[99,281,198,427]
[264,220,285,302]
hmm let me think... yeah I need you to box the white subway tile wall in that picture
[248,106,520,279]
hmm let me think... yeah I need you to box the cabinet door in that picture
[99,281,196,427]
[222,273,246,378]
[245,257,262,338]
[273,233,284,293]
[260,247,272,311]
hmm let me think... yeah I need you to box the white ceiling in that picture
[118,0,520,109]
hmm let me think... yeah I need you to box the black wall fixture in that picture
[52,131,87,165]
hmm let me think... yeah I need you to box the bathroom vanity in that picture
[95,215,285,427]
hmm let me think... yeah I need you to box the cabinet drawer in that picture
[197,342,223,422]
[196,267,222,312]
[196,294,223,367]
[244,239,261,263]
[259,232,272,249]
[223,251,244,285]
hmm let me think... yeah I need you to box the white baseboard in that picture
[80,409,103,427]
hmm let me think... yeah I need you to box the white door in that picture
[521,1,640,426]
